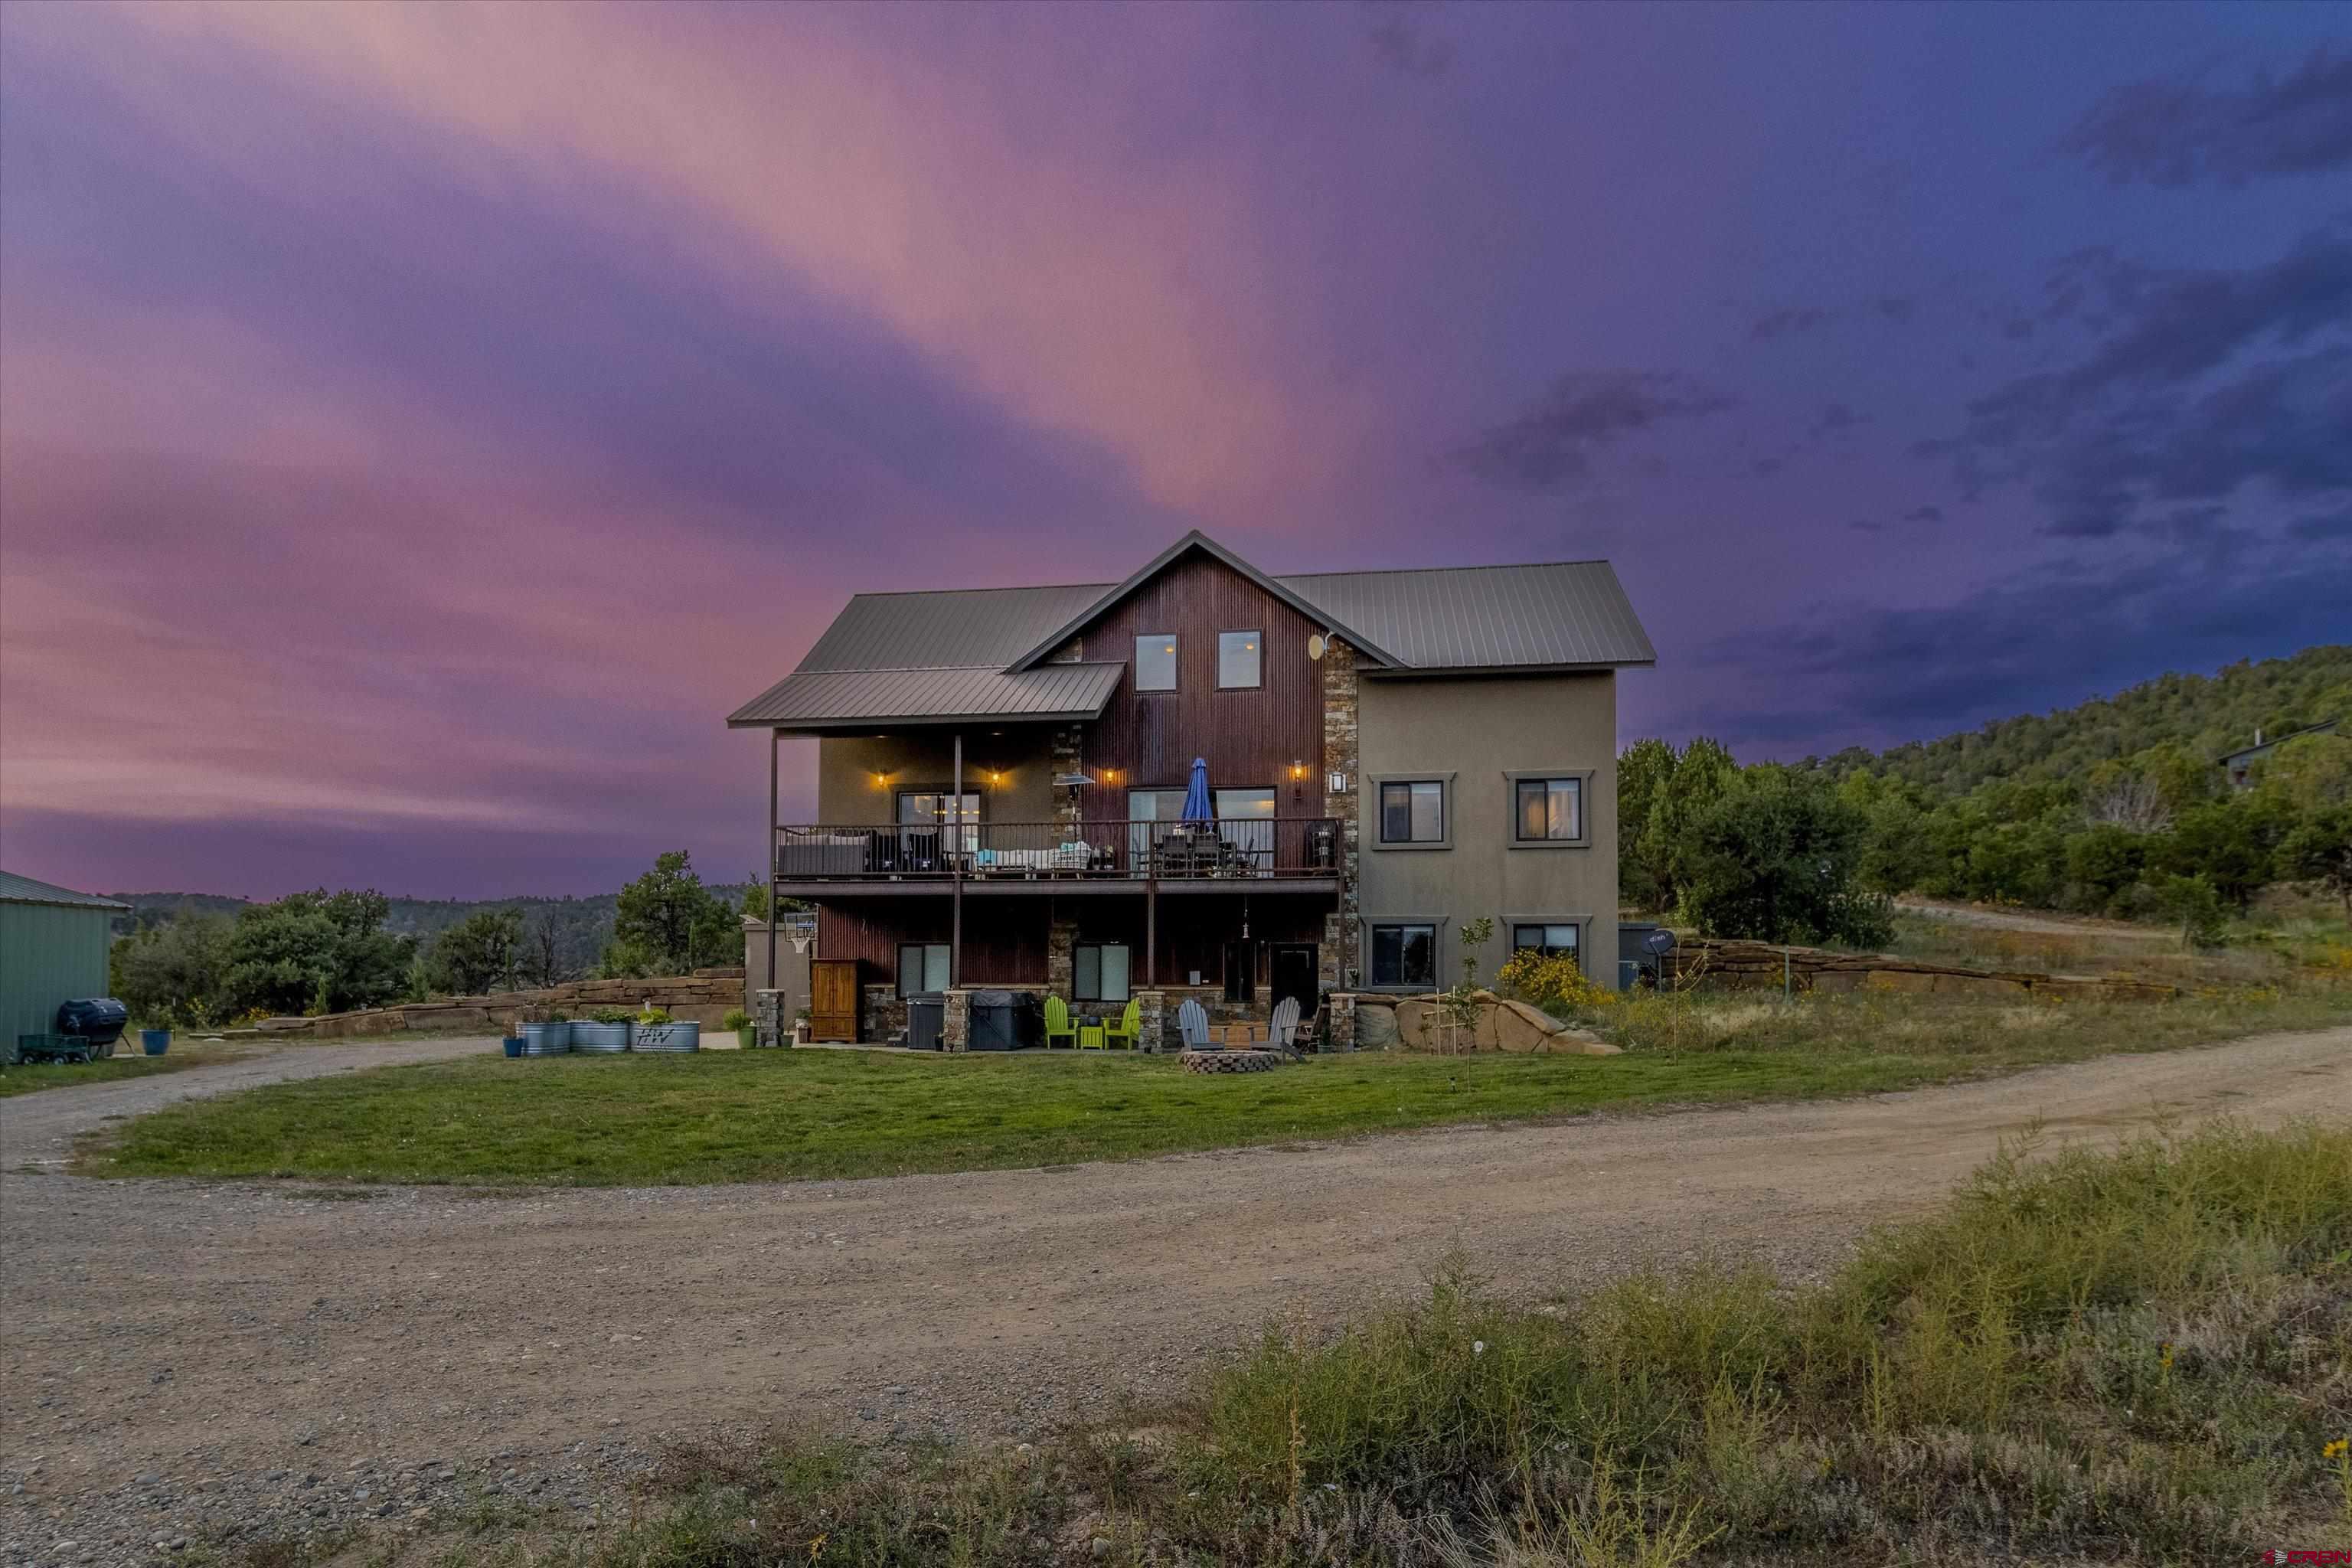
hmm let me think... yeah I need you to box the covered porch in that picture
[808,890,1338,1049]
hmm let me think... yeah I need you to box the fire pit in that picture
[1179,1047,1284,1073]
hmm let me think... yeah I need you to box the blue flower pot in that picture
[502,1036,525,1058]
[141,1029,171,1056]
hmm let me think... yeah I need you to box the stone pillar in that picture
[942,989,972,1051]
[1325,991,1357,1052]
[1133,989,1166,1053]
[1321,637,1361,988]
[754,988,787,1049]
[1047,916,1079,998]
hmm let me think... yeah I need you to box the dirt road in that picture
[1894,896,2173,940]
[3,1027,2344,1563]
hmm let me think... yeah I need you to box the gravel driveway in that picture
[3,1026,2344,1565]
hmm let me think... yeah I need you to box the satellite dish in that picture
[1306,634,1328,662]
[1642,929,1678,957]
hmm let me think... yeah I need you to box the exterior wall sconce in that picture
[1328,772,1350,794]
[872,769,893,789]
[1290,760,1306,800]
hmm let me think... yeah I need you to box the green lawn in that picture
[81,987,2350,1187]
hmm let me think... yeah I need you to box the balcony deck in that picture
[772,818,1341,899]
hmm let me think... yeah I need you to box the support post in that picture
[765,727,779,998]
[951,730,963,989]
[1145,874,1158,987]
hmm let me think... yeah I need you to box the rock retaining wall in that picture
[268,968,752,1037]
[1663,941,2178,1002]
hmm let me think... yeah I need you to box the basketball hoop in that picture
[790,936,812,954]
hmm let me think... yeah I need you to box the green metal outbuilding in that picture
[1,871,129,1049]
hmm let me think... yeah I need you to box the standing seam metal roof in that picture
[728,538,1654,729]
[1276,560,1656,671]
[0,871,130,910]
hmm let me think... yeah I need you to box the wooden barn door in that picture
[808,959,861,1042]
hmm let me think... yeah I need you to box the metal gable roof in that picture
[1001,531,1406,673]
[727,662,1126,730]
[1278,560,1656,671]
[0,871,130,910]
[727,536,1655,730]
[796,582,1109,672]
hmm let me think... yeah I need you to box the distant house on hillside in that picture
[2218,718,2341,790]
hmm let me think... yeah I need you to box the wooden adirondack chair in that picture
[1176,998,1210,1048]
[1269,995,1301,1048]
[1044,994,1076,1050]
[1103,998,1142,1050]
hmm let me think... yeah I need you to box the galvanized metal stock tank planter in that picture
[570,1020,632,1053]
[631,1021,701,1053]
[519,1021,571,1055]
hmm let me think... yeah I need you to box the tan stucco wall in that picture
[815,728,1058,825]
[742,919,812,1016]
[1353,671,1619,988]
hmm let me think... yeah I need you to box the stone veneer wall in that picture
[864,985,909,1044]
[1321,635,1361,990]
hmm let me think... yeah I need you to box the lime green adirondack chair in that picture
[1103,998,1142,1050]
[1044,994,1076,1050]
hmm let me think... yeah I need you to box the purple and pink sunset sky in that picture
[2,3,2347,900]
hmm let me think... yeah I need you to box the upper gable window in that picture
[1135,634,1178,691]
[1218,630,1262,689]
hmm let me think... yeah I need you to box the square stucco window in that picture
[1373,776,1452,849]
[1506,770,1592,848]
[1217,630,1262,688]
[1511,923,1580,959]
[1135,634,1178,691]
[1369,923,1436,988]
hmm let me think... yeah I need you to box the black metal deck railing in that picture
[773,818,1341,882]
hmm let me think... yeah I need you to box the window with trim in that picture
[1511,923,1580,960]
[1378,779,1446,844]
[1073,942,1131,1003]
[1369,923,1436,988]
[1514,777,1584,842]
[1134,634,1178,691]
[1217,630,1262,688]
[897,942,949,997]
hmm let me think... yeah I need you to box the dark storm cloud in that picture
[1749,305,1833,341]
[1811,402,1868,437]
[1365,17,1455,80]
[1452,371,1735,490]
[1687,531,2352,750]
[1941,220,2352,538]
[2066,45,2352,186]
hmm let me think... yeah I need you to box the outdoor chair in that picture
[1176,998,1210,1048]
[1269,995,1300,1047]
[1104,998,1141,1050]
[1044,995,1076,1050]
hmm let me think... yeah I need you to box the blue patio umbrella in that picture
[1181,756,1214,826]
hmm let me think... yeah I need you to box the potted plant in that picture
[792,1007,812,1046]
[139,1020,172,1056]
[724,1008,756,1049]
[502,1034,525,1059]
[632,1005,700,1054]
[518,1007,571,1056]
[570,1006,633,1053]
